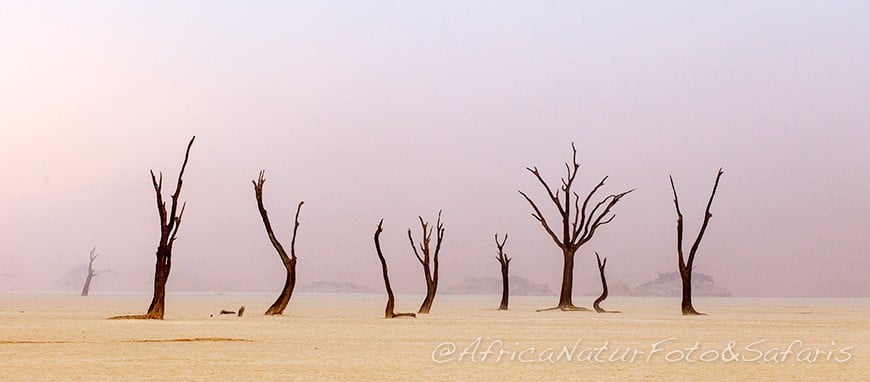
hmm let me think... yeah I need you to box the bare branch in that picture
[670,175,686,270]
[526,167,565,215]
[150,170,167,230]
[290,201,304,260]
[165,136,195,237]
[518,190,562,246]
[686,168,724,270]
[407,228,424,265]
[572,176,607,242]
[577,189,634,247]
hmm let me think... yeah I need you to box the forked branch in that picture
[670,168,724,316]
[409,211,444,314]
[253,170,304,316]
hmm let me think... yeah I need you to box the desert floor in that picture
[0,293,867,381]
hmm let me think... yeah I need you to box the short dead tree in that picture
[252,170,304,316]
[373,220,416,319]
[407,211,444,314]
[669,168,724,316]
[80,247,98,297]
[494,234,511,310]
[592,252,620,313]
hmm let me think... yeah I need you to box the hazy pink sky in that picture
[1,1,868,296]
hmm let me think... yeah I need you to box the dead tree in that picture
[408,211,444,314]
[670,168,724,316]
[373,220,416,318]
[142,136,195,319]
[252,170,304,315]
[494,234,511,310]
[80,247,98,297]
[592,252,620,313]
[520,143,633,312]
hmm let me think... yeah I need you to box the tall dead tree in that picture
[494,234,511,310]
[374,220,416,318]
[80,247,98,297]
[592,252,620,313]
[670,168,724,316]
[520,143,633,312]
[408,211,444,314]
[143,136,195,319]
[252,170,304,316]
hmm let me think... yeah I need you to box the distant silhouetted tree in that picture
[592,252,619,313]
[494,234,511,310]
[669,168,724,316]
[520,144,633,312]
[374,220,416,319]
[408,211,444,314]
[252,170,304,316]
[80,247,98,297]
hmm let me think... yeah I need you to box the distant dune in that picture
[631,272,731,297]
[295,281,376,294]
[581,279,634,297]
[443,276,555,296]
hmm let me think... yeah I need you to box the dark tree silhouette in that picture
[520,144,633,312]
[138,136,196,319]
[408,211,445,314]
[494,234,511,310]
[80,247,98,297]
[112,137,195,320]
[252,170,304,316]
[669,168,724,316]
[592,252,620,313]
[373,220,416,319]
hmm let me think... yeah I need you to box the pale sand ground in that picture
[0,293,867,381]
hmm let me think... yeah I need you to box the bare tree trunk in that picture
[521,144,633,312]
[141,136,195,320]
[408,211,444,314]
[146,262,169,319]
[80,247,98,297]
[80,275,94,297]
[252,170,304,316]
[265,267,296,315]
[499,264,509,310]
[680,269,699,315]
[374,220,415,319]
[593,252,620,313]
[419,274,436,314]
[670,168,724,316]
[555,248,583,310]
[494,234,511,310]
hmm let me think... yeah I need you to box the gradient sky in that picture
[1,1,868,296]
